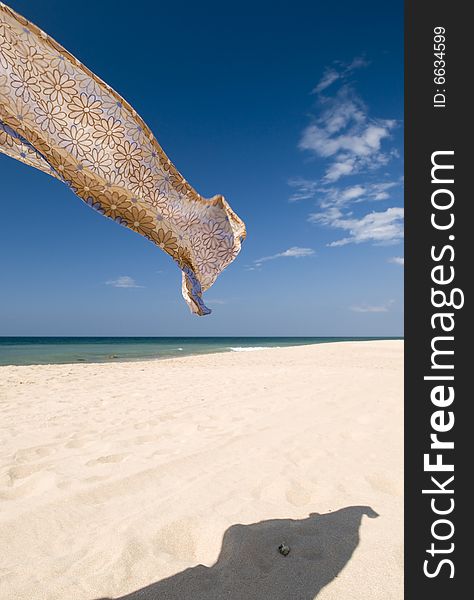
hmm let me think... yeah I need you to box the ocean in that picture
[0,337,401,366]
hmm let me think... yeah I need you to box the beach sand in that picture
[0,340,403,599]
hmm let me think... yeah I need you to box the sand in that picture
[0,340,403,599]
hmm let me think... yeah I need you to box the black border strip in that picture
[405,1,467,595]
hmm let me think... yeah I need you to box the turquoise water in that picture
[0,337,401,366]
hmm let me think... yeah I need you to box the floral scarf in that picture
[0,3,245,315]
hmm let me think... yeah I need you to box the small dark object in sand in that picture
[278,543,290,556]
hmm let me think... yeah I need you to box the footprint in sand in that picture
[7,463,48,481]
[86,453,128,467]
[133,434,158,444]
[83,475,109,483]
[13,445,54,462]
[153,517,198,562]
[196,424,217,432]
[365,473,402,496]
[65,438,88,449]
[285,480,312,506]
[157,414,176,423]
[0,470,57,499]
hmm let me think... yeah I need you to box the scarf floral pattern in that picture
[0,3,246,315]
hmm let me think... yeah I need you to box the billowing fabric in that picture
[0,3,245,315]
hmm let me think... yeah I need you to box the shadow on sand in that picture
[97,505,378,600]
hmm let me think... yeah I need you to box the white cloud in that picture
[313,69,340,94]
[288,178,319,202]
[313,57,369,94]
[339,185,366,201]
[310,207,404,247]
[350,299,395,313]
[300,121,393,159]
[258,246,315,261]
[323,156,357,182]
[351,305,388,313]
[351,304,388,312]
[251,246,315,269]
[289,59,403,250]
[346,56,370,71]
[321,181,398,207]
[299,86,397,183]
[105,275,143,288]
[388,256,404,266]
[289,180,398,205]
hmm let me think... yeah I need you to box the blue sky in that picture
[0,0,403,336]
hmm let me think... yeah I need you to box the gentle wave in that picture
[0,338,398,366]
[228,346,275,352]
